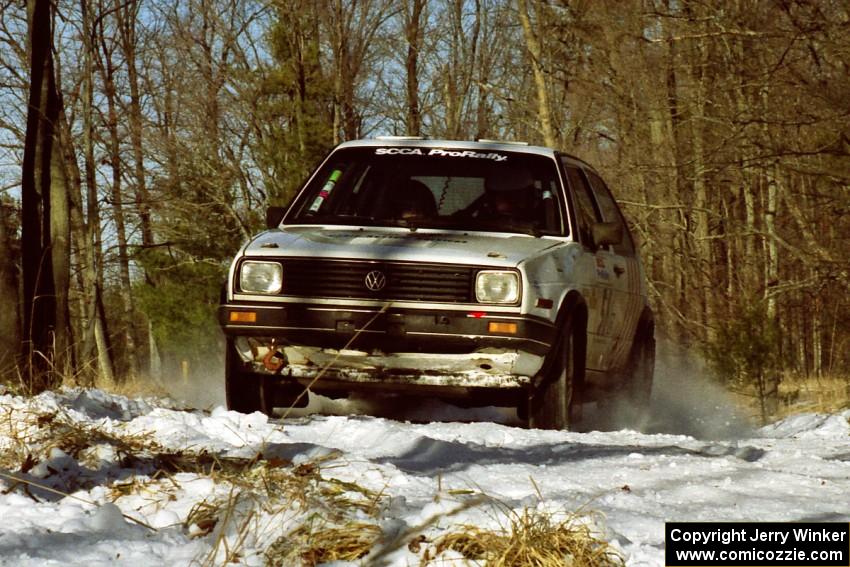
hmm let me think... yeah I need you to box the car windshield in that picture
[287,146,566,236]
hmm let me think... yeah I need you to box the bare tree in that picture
[94,0,140,380]
[404,0,426,136]
[0,198,20,373]
[516,0,555,147]
[116,0,154,248]
[60,0,114,384]
[21,0,71,391]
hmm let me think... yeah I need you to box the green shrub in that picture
[706,299,780,423]
[135,248,227,374]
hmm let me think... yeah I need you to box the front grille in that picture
[280,259,475,303]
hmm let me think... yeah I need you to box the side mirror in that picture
[266,206,286,229]
[592,221,623,249]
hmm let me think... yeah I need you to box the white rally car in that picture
[219,138,654,429]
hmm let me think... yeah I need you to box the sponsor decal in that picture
[309,169,342,213]
[596,287,614,335]
[374,148,425,155]
[595,254,610,280]
[375,147,508,161]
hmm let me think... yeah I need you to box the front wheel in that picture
[224,338,274,415]
[528,319,584,430]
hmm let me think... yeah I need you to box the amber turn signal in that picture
[229,311,257,323]
[487,321,517,334]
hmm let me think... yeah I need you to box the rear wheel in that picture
[528,319,584,430]
[628,337,654,409]
[607,318,655,429]
[625,320,655,422]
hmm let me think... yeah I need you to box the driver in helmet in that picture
[387,178,439,221]
[481,168,537,223]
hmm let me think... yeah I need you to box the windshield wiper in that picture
[298,213,377,225]
[467,220,542,237]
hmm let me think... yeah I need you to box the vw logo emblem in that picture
[364,270,387,291]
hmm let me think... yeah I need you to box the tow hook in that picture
[262,345,286,372]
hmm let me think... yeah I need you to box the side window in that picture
[539,178,567,236]
[563,163,601,247]
[585,171,636,256]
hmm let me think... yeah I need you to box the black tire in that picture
[629,321,655,414]
[225,338,274,415]
[628,333,654,411]
[610,317,655,429]
[528,319,584,430]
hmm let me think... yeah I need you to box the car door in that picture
[584,169,644,372]
[561,160,616,372]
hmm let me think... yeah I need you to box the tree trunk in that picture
[116,0,154,248]
[688,29,715,343]
[58,0,115,386]
[516,0,556,147]
[0,202,20,372]
[405,0,425,137]
[662,14,688,340]
[49,100,74,380]
[21,0,60,393]
[68,195,115,386]
[763,166,779,319]
[97,28,140,381]
[331,0,355,142]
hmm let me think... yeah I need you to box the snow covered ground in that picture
[0,382,848,566]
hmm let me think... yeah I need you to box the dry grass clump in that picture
[93,374,170,401]
[196,453,385,565]
[316,473,384,517]
[258,460,386,565]
[428,508,623,567]
[723,373,850,424]
[266,519,382,566]
[185,499,225,538]
[0,404,154,474]
[777,374,850,417]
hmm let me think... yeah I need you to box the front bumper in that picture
[219,302,555,356]
[220,302,555,397]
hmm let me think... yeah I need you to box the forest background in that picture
[1,0,848,418]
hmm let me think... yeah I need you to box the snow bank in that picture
[0,388,848,566]
[759,409,850,439]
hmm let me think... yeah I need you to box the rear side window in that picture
[563,163,600,248]
[585,171,636,256]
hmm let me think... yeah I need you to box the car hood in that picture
[242,225,562,268]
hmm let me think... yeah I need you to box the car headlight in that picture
[475,271,519,304]
[239,261,282,294]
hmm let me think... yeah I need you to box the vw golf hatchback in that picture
[219,138,654,430]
